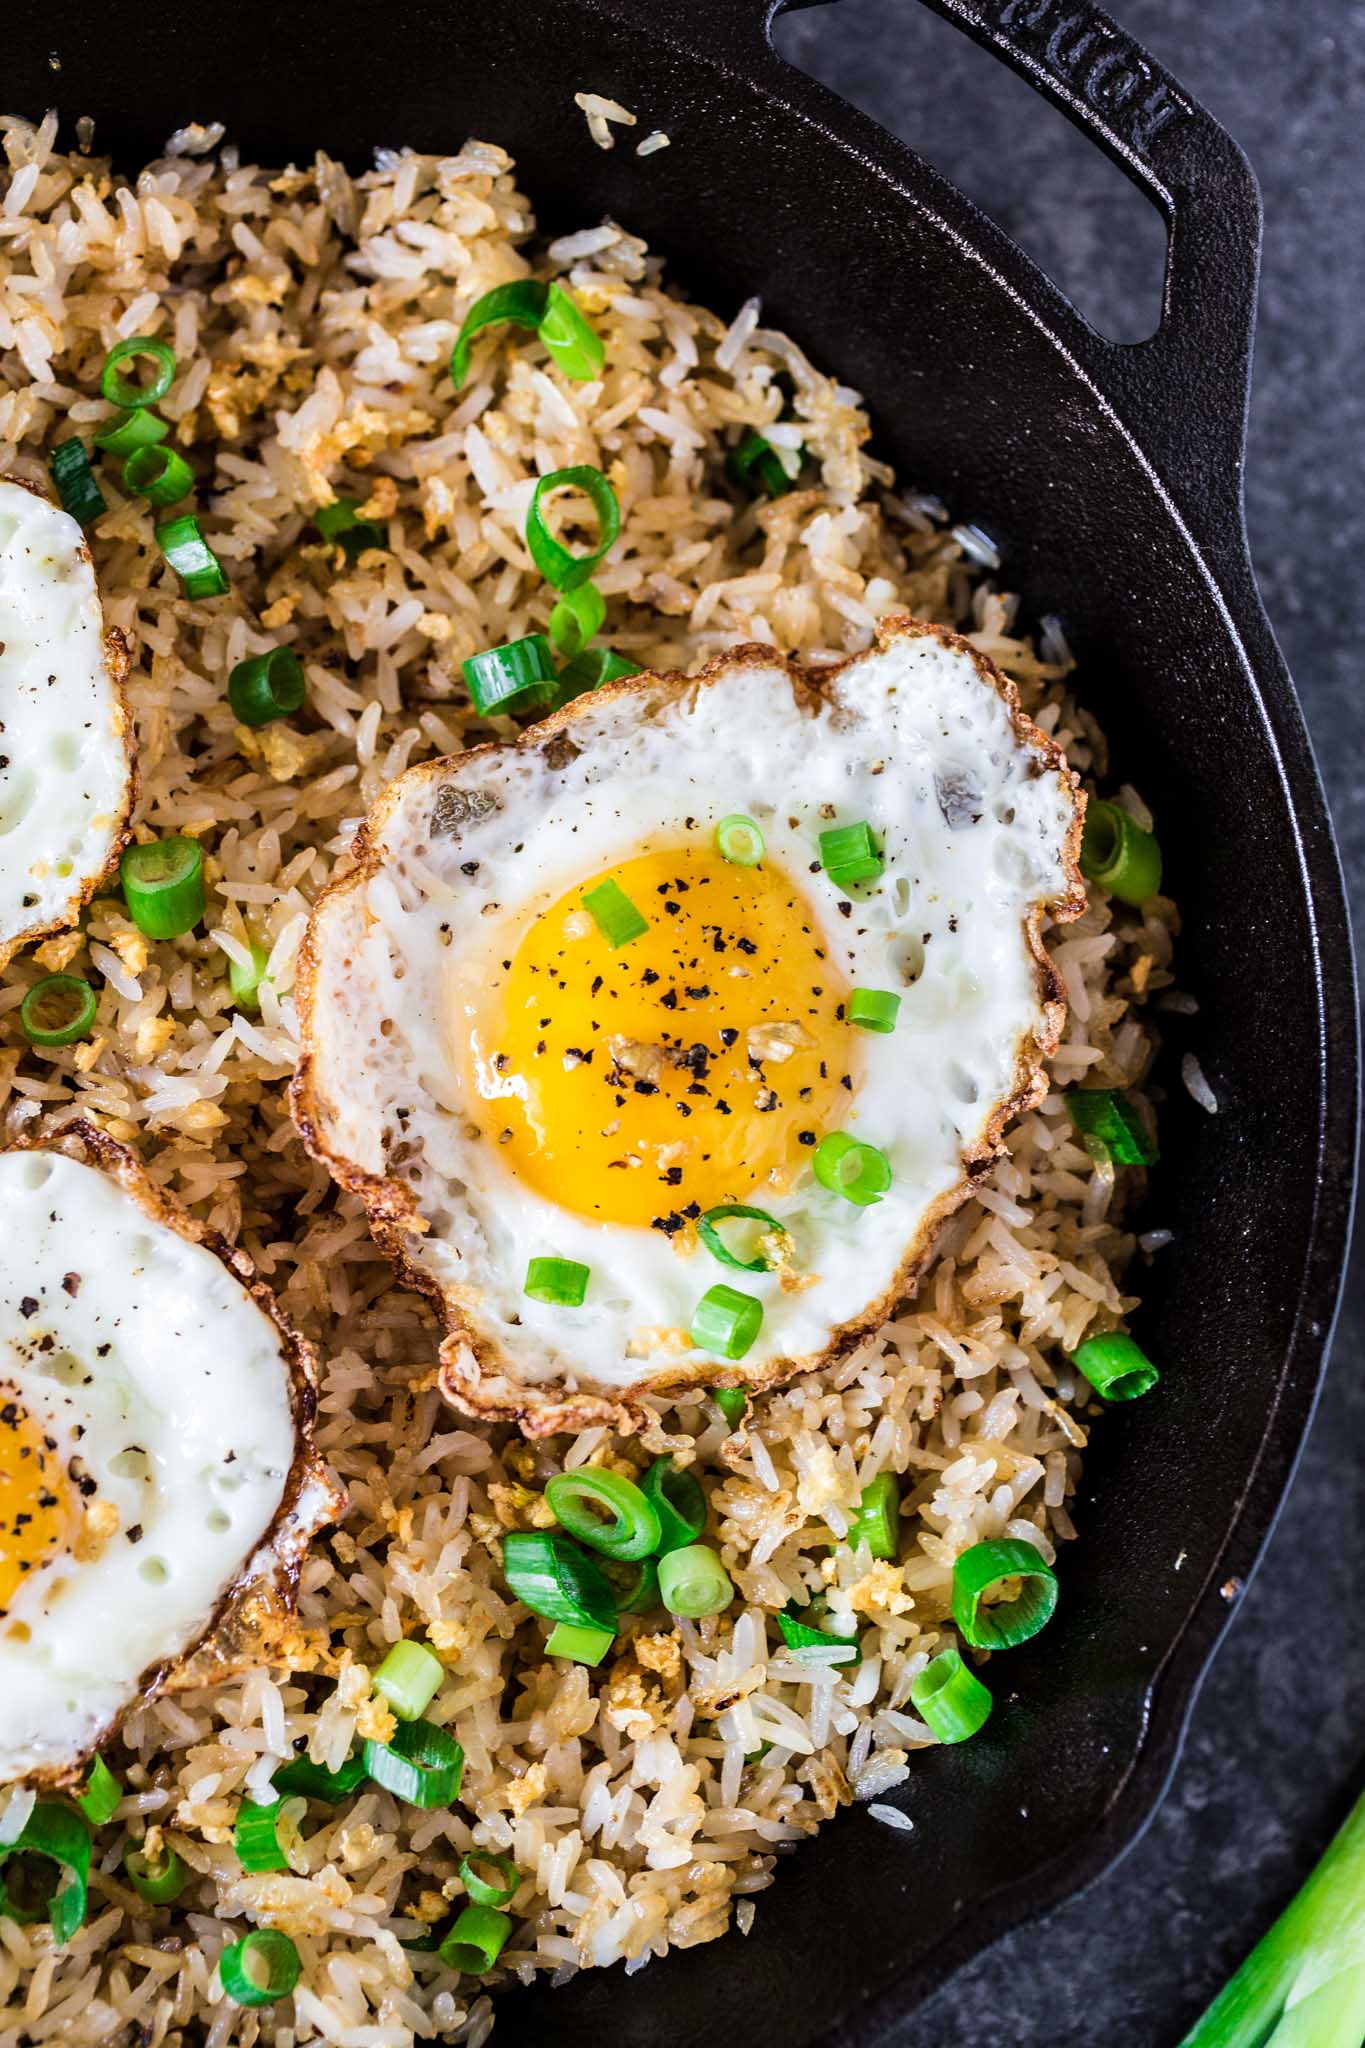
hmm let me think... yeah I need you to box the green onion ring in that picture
[817,820,884,887]
[459,1851,520,1908]
[548,579,605,658]
[1080,797,1162,907]
[229,938,272,1014]
[0,1802,90,1946]
[1066,1087,1158,1166]
[228,648,306,728]
[641,1457,706,1555]
[524,1255,591,1307]
[20,974,98,1048]
[556,645,641,698]
[438,1902,513,1974]
[219,1927,300,2007]
[910,1646,992,1744]
[99,336,176,410]
[726,429,797,498]
[713,1385,748,1429]
[93,408,168,457]
[545,1468,662,1562]
[1071,1330,1160,1401]
[121,1838,186,1904]
[233,1798,288,1874]
[122,442,194,509]
[48,440,106,526]
[811,1131,893,1207]
[525,465,620,592]
[501,1529,617,1631]
[463,634,558,717]
[581,876,647,948]
[843,1471,900,1560]
[848,988,901,1033]
[450,280,549,390]
[314,497,384,562]
[362,1717,464,1809]
[658,1543,735,1620]
[271,1751,368,1803]
[603,1556,660,1616]
[715,813,766,866]
[544,1620,615,1665]
[372,1639,444,1722]
[697,1203,786,1274]
[776,1606,858,1666]
[75,1754,121,1825]
[155,513,229,598]
[537,284,605,382]
[690,1283,763,1361]
[951,1537,1059,1650]
[120,835,206,940]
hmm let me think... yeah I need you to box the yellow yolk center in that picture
[463,842,854,1230]
[0,1391,68,1615]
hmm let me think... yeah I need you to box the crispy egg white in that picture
[294,616,1084,1434]
[0,478,134,964]
[0,1123,342,1785]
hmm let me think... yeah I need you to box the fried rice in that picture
[0,111,1177,2047]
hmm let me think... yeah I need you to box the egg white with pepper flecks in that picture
[0,1122,343,1786]
[0,478,135,966]
[293,615,1085,1434]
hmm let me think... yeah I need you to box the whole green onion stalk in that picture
[1179,1780,1365,2048]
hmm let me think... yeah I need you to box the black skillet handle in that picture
[767,0,1262,540]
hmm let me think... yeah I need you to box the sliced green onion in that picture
[848,988,901,1034]
[545,1620,615,1665]
[99,336,176,410]
[844,1472,900,1560]
[548,579,605,658]
[229,938,272,1013]
[641,1458,706,1555]
[727,430,798,499]
[818,820,884,887]
[501,1529,617,1631]
[776,1606,859,1666]
[450,279,550,389]
[75,1754,121,1825]
[714,812,765,866]
[20,974,97,1048]
[951,1537,1058,1650]
[463,633,558,717]
[714,1385,748,1428]
[537,283,605,382]
[658,1543,734,1619]
[362,1717,464,1809]
[439,1903,512,1975]
[525,1255,590,1307]
[373,1639,444,1722]
[812,1131,893,1207]
[123,442,194,509]
[604,1555,660,1615]
[1066,1087,1157,1166]
[0,1803,90,1945]
[315,497,384,562]
[271,1751,368,1803]
[220,1927,300,2007]
[1178,1780,1365,2048]
[155,512,229,598]
[93,407,168,457]
[526,465,620,592]
[557,645,641,698]
[460,1851,520,1908]
[582,876,647,948]
[121,835,205,940]
[910,1646,993,1744]
[546,1468,661,1562]
[121,1838,186,1904]
[1072,1330,1159,1401]
[234,1798,288,1874]
[49,439,106,526]
[228,647,306,728]
[698,1203,786,1274]
[690,1283,763,1361]
[1081,798,1162,906]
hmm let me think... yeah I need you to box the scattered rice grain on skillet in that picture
[0,114,1178,2045]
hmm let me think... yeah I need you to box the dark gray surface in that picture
[771,4,1365,2044]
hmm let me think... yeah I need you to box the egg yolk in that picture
[462,841,854,1231]
[0,1391,68,1615]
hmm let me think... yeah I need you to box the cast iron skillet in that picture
[9,0,1358,2039]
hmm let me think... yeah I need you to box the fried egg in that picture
[0,1122,342,1785]
[0,477,134,965]
[294,616,1084,1433]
